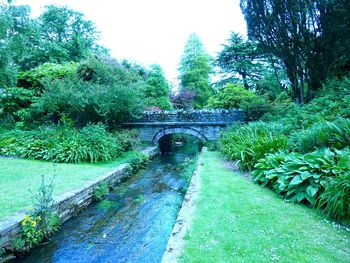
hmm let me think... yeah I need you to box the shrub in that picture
[294,118,350,152]
[207,84,264,109]
[112,129,140,152]
[253,148,350,208]
[317,172,350,222]
[220,121,290,170]
[0,124,127,163]
[17,62,78,92]
[262,76,350,128]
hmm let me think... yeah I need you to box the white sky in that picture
[13,0,247,84]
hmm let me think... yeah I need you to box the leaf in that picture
[300,171,312,180]
[306,185,319,197]
[289,175,303,186]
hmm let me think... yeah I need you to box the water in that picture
[17,144,200,263]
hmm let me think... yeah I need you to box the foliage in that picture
[215,32,264,89]
[0,238,5,262]
[15,175,60,251]
[318,172,350,221]
[17,62,78,92]
[294,118,350,153]
[179,33,213,108]
[0,124,127,163]
[125,153,150,176]
[253,148,350,217]
[36,5,101,66]
[207,84,263,109]
[28,57,146,127]
[220,121,289,170]
[170,89,196,109]
[112,129,140,152]
[240,0,350,103]
[92,182,109,202]
[143,64,172,110]
[0,4,102,77]
[263,76,350,129]
[0,87,35,121]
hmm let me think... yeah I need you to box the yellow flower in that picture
[37,215,42,221]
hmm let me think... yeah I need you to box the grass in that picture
[0,151,138,221]
[180,151,350,263]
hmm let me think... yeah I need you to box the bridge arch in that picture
[152,127,208,144]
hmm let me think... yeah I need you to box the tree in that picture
[170,89,196,109]
[216,32,263,89]
[240,0,350,104]
[144,64,172,110]
[0,4,37,87]
[38,5,100,65]
[178,33,213,108]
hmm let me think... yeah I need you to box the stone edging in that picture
[0,146,158,247]
[161,147,206,263]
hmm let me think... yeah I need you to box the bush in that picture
[207,84,264,109]
[294,118,350,152]
[17,62,78,92]
[318,172,350,222]
[0,124,128,163]
[112,129,140,152]
[253,148,350,209]
[220,121,290,170]
[262,76,350,128]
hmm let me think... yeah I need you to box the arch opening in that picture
[152,127,208,145]
[153,127,207,155]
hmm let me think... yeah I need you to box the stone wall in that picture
[130,109,244,124]
[124,109,244,143]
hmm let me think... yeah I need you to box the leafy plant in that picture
[253,148,350,207]
[0,124,128,163]
[317,172,350,221]
[220,121,289,170]
[16,175,60,252]
[92,182,109,202]
[294,118,350,152]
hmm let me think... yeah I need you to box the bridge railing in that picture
[129,109,245,124]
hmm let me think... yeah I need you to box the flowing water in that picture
[17,144,200,263]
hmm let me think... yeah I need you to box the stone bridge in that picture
[123,109,244,144]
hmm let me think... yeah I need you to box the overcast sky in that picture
[14,0,247,84]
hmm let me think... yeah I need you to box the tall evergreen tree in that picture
[216,32,263,89]
[178,33,213,108]
[144,64,172,110]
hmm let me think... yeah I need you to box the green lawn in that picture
[180,151,350,263]
[0,152,137,221]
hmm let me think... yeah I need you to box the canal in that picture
[17,141,201,263]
